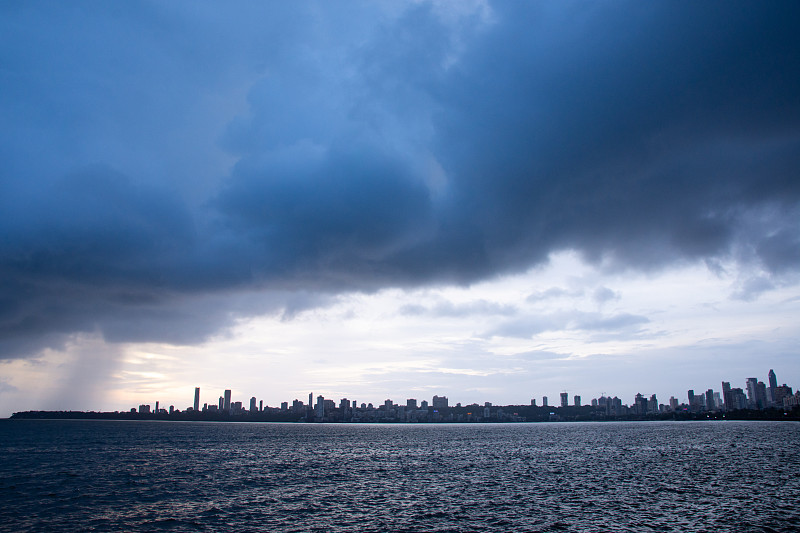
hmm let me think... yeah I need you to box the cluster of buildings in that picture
[132,369,798,422]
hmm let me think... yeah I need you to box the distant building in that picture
[560,392,568,408]
[767,370,777,405]
[224,389,232,412]
[249,397,257,412]
[746,378,758,408]
[768,369,778,390]
[774,385,793,406]
[573,395,581,407]
[730,387,748,410]
[531,398,537,406]
[706,389,715,411]
[722,382,732,411]
[194,387,200,412]
[407,399,417,409]
[542,396,548,407]
[634,393,647,415]
[138,404,150,414]
[315,395,325,418]
[420,400,429,409]
[432,395,448,409]
[756,381,768,409]
[669,397,678,411]
[784,390,800,409]
[598,396,609,413]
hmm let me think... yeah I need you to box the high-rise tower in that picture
[768,369,778,406]
[746,378,758,408]
[722,381,732,411]
[224,389,232,412]
[194,387,200,411]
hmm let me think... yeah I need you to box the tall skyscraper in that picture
[224,389,232,412]
[746,378,758,408]
[722,381,732,411]
[542,396,548,407]
[573,395,581,407]
[315,395,325,418]
[768,369,778,406]
[756,381,767,409]
[194,387,200,411]
[560,392,568,408]
[768,369,777,389]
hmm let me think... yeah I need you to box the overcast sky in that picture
[1,1,798,416]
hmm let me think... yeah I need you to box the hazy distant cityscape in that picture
[13,368,800,423]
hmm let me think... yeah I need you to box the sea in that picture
[1,420,798,532]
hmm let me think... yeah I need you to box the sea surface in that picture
[1,420,798,532]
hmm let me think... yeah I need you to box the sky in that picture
[1,1,799,417]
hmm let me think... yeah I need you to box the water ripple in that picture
[1,421,799,532]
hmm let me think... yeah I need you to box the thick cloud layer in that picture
[1,1,798,358]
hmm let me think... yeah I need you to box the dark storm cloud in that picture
[431,1,800,274]
[1,1,798,358]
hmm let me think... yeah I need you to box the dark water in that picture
[1,420,798,532]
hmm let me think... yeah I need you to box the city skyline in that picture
[183,367,793,413]
[18,367,792,420]
[1,3,799,418]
